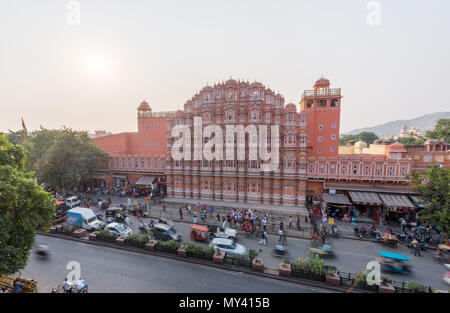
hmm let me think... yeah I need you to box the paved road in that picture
[111,214,449,290]
[22,235,330,293]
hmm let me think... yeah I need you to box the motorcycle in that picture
[354,227,369,239]
[95,212,104,222]
[138,220,149,234]
[35,244,50,258]
[272,244,289,257]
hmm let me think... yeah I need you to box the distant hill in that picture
[344,112,450,137]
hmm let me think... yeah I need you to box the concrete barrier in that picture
[213,251,225,264]
[252,258,264,272]
[278,263,291,277]
[72,229,87,238]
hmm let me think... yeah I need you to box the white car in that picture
[104,223,132,237]
[209,238,246,256]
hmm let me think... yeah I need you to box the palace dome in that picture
[138,100,151,111]
[315,77,330,86]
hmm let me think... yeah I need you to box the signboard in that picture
[328,218,334,225]
[67,212,82,227]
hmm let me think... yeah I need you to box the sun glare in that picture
[83,53,112,78]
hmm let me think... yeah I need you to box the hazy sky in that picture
[1,0,449,134]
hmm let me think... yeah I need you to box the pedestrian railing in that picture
[186,252,213,261]
[223,254,252,268]
[291,267,326,282]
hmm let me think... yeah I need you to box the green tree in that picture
[339,132,379,146]
[339,134,358,146]
[397,136,426,146]
[426,118,450,142]
[411,165,450,237]
[30,128,108,191]
[357,132,379,146]
[0,134,55,275]
[4,129,26,146]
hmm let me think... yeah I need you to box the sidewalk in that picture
[313,215,441,249]
[77,192,314,239]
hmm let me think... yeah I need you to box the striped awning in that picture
[112,175,127,179]
[409,195,425,207]
[321,193,351,205]
[92,174,107,180]
[135,176,155,186]
[378,193,415,209]
[348,191,383,206]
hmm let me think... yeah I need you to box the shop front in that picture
[135,176,156,197]
[320,193,352,218]
[378,193,416,222]
[348,191,384,223]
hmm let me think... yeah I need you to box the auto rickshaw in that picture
[434,244,450,263]
[190,224,210,243]
[105,207,127,223]
[308,244,335,258]
[377,250,411,273]
[0,275,37,293]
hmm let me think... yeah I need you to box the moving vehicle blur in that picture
[209,238,246,256]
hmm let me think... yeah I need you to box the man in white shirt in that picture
[63,278,72,293]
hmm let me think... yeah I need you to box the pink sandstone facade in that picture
[93,78,450,211]
[164,78,414,207]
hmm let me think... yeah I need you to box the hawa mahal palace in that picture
[93,78,449,215]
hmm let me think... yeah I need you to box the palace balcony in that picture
[301,88,341,99]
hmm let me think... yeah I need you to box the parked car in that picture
[209,238,246,256]
[104,222,132,237]
[151,223,182,242]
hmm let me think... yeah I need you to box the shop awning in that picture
[378,193,415,209]
[91,174,107,180]
[112,175,127,179]
[348,191,383,206]
[409,195,425,208]
[321,193,351,205]
[135,176,155,186]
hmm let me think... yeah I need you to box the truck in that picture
[67,207,105,231]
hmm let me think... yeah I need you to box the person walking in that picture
[210,207,214,218]
[282,231,287,245]
[288,216,293,229]
[163,204,166,212]
[412,239,421,256]
[279,221,284,231]
[278,229,284,242]
[188,204,192,215]
[179,207,183,220]
[296,216,300,230]
[262,217,267,231]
